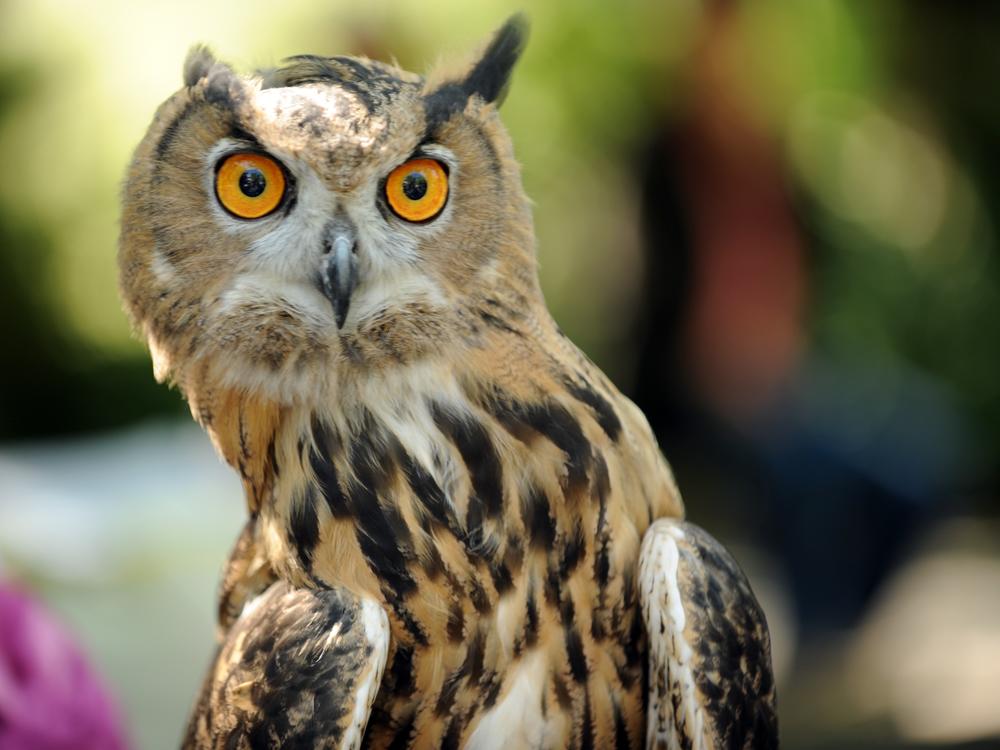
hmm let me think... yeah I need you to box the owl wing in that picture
[638,518,778,750]
[183,581,390,750]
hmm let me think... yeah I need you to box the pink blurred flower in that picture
[0,584,129,750]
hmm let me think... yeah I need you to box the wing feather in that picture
[638,519,778,750]
[183,581,390,749]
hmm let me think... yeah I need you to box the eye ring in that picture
[215,152,288,219]
[385,158,449,223]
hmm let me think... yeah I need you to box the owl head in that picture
[119,16,535,409]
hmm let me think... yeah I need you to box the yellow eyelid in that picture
[215,152,287,219]
[385,158,449,223]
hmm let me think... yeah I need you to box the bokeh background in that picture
[1,0,998,747]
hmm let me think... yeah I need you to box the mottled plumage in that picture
[118,16,776,749]
[185,582,388,749]
[640,521,777,749]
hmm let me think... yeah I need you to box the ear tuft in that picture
[182,46,245,109]
[423,15,529,129]
[464,13,529,106]
[183,45,217,87]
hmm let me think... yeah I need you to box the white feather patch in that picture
[639,520,706,750]
[465,650,561,749]
[341,598,390,750]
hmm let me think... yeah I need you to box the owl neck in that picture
[191,284,561,514]
[194,303,607,573]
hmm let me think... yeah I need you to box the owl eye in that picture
[215,152,287,219]
[385,158,449,223]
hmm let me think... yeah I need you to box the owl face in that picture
[119,18,534,404]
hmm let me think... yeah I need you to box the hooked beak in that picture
[320,224,358,329]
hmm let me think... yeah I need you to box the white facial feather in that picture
[201,112,460,338]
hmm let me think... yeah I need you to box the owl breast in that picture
[249,353,676,749]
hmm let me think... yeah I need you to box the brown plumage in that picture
[118,16,776,749]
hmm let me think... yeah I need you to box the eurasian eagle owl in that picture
[118,15,777,750]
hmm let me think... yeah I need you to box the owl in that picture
[118,15,777,750]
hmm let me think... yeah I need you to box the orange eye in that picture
[385,158,449,222]
[215,152,287,219]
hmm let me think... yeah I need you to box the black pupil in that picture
[402,172,428,201]
[239,168,267,198]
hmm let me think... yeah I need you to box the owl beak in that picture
[320,226,358,329]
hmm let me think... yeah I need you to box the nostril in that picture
[329,234,355,258]
[322,238,356,257]
[323,217,357,255]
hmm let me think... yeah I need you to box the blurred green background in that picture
[1,0,998,747]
